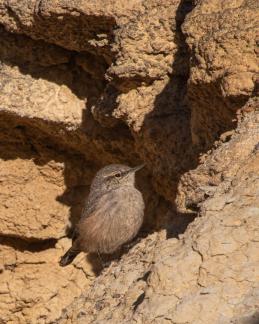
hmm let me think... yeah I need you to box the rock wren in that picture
[59,164,145,266]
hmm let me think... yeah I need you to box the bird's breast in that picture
[78,187,144,254]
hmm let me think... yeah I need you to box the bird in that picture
[59,163,145,267]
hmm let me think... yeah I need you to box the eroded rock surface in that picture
[0,237,93,323]
[183,0,258,150]
[177,98,259,211]
[58,111,259,324]
[0,0,258,322]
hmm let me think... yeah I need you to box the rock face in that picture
[183,0,258,151]
[0,237,93,323]
[0,0,258,323]
[58,109,259,324]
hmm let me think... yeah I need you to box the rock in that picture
[0,0,196,203]
[0,237,93,323]
[58,111,259,323]
[0,0,258,322]
[182,0,258,150]
[176,98,259,211]
[0,156,69,240]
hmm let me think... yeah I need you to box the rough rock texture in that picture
[0,237,93,324]
[183,0,258,151]
[0,0,196,203]
[58,110,259,324]
[0,0,258,323]
[177,98,259,211]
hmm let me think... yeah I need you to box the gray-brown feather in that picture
[60,164,145,266]
[77,187,144,254]
[74,164,144,254]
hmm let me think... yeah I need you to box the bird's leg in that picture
[97,250,104,267]
[97,251,111,269]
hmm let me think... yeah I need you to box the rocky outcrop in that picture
[183,0,258,151]
[177,98,259,211]
[0,0,196,204]
[0,0,258,323]
[58,108,259,324]
[0,237,93,323]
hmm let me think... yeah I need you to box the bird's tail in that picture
[59,247,80,267]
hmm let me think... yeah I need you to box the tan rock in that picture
[182,0,259,150]
[0,237,93,323]
[0,0,258,323]
[177,98,259,211]
[58,112,259,323]
[0,157,69,239]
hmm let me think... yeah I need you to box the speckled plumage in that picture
[59,164,145,266]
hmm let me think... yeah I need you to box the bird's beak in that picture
[130,164,145,173]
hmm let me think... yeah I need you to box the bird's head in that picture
[90,164,145,192]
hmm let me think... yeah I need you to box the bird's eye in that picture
[114,172,121,178]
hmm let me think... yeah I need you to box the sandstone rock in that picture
[0,0,129,59]
[91,0,195,202]
[58,111,259,323]
[0,157,69,240]
[0,0,258,322]
[176,98,259,211]
[0,237,93,323]
[0,0,195,203]
[182,0,259,150]
[0,142,94,240]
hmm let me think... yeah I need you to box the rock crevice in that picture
[0,0,258,322]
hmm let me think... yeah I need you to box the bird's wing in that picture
[80,190,113,219]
